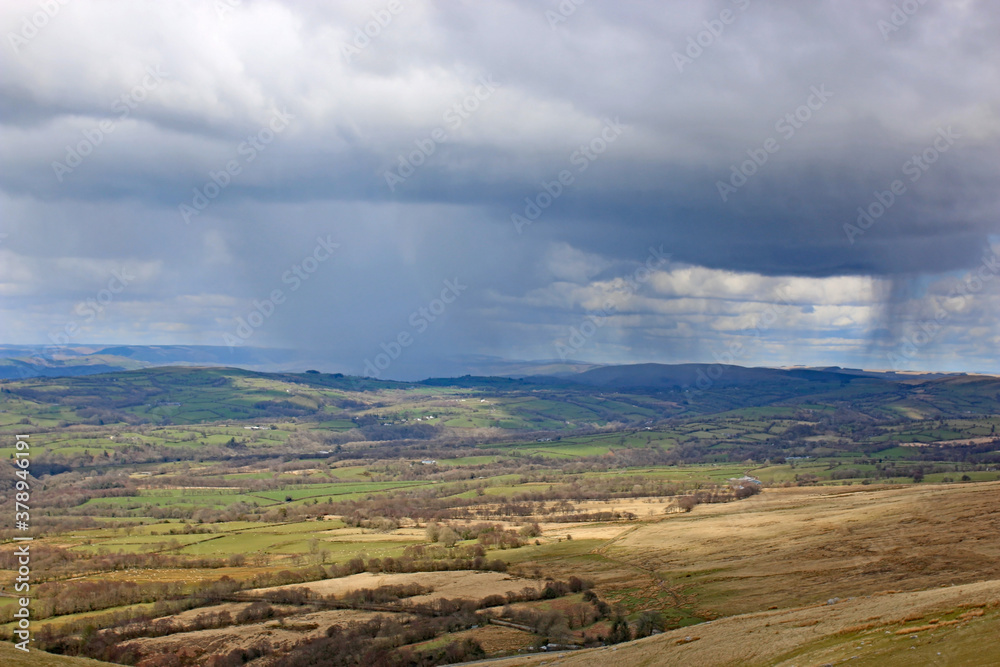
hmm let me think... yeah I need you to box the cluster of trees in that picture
[26,480,138,510]
[39,598,284,662]
[276,578,594,667]
[0,564,337,635]
[791,461,997,485]
[281,616,485,667]
[72,577,594,666]
[257,583,433,609]
[0,544,235,594]
[257,578,589,616]
[675,483,762,512]
[12,513,675,666]
[6,546,518,634]
[329,475,730,529]
[358,548,509,575]
[494,584,663,647]
[51,466,767,532]
[31,580,181,619]
[426,522,525,549]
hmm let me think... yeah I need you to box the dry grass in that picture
[249,570,543,601]
[127,572,541,661]
[445,625,537,654]
[464,482,1000,666]
[35,482,1000,666]
[125,569,544,661]
[124,608,394,659]
[609,482,1000,615]
[470,579,1000,666]
[0,643,115,666]
[538,523,634,541]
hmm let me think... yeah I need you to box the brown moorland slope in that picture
[472,482,1000,666]
[0,643,115,667]
[472,579,1000,666]
[606,482,1000,617]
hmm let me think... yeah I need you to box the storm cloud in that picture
[1,0,998,377]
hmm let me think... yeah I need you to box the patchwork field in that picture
[3,366,1000,665]
[249,570,545,601]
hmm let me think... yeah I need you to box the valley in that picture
[1,364,999,665]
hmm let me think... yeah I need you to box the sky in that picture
[1,0,999,379]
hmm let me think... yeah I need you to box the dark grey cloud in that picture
[1,0,998,377]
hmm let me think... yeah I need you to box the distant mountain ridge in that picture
[0,346,604,381]
[0,345,305,380]
[0,345,969,383]
[531,362,957,390]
